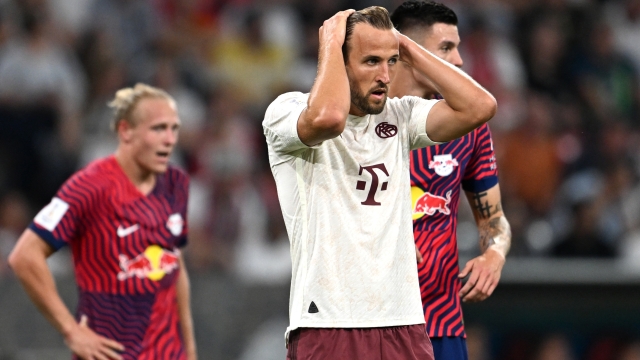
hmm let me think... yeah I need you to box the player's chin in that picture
[155,165,169,173]
[368,100,386,115]
[149,161,170,174]
[369,94,387,115]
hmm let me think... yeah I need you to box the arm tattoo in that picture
[472,192,503,219]
[478,216,512,255]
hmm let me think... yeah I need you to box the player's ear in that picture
[117,119,135,142]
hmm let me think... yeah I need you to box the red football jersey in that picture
[30,156,189,359]
[410,124,498,338]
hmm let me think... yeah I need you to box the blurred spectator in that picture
[237,317,288,360]
[619,340,640,360]
[0,6,8,48]
[552,199,616,258]
[533,333,577,360]
[233,169,291,285]
[0,7,85,133]
[77,59,127,165]
[522,16,571,98]
[154,0,221,55]
[0,191,29,278]
[459,15,526,131]
[570,20,639,128]
[87,0,163,82]
[46,0,96,45]
[208,9,294,109]
[466,324,492,360]
[153,0,221,95]
[585,335,628,360]
[498,92,563,216]
[605,0,640,82]
[187,90,260,270]
[0,7,85,206]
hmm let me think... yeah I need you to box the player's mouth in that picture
[370,88,387,101]
[156,151,171,161]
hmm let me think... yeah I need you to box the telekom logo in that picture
[356,163,389,206]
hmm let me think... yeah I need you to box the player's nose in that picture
[377,63,391,84]
[165,128,178,146]
[451,49,464,68]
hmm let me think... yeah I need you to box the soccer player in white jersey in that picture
[263,7,496,359]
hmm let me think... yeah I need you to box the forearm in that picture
[177,260,197,358]
[478,215,511,258]
[10,252,78,338]
[401,35,496,121]
[306,40,351,127]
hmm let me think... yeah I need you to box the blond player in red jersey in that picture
[9,84,197,360]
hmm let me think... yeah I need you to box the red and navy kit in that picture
[29,156,189,360]
[411,123,498,338]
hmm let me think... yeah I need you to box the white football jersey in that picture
[263,92,440,338]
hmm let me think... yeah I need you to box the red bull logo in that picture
[117,245,180,281]
[411,187,452,219]
[428,154,458,177]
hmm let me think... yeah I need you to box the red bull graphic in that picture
[117,245,180,281]
[412,187,452,219]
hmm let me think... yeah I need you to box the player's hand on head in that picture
[319,9,356,46]
[396,32,417,66]
[65,315,125,360]
[458,248,505,303]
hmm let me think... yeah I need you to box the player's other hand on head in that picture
[396,32,414,65]
[457,248,505,303]
[65,315,125,360]
[319,9,355,46]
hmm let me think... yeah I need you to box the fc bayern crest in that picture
[375,122,397,138]
[429,154,459,176]
[166,213,184,236]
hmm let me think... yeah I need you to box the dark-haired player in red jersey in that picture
[9,84,197,360]
[390,2,512,360]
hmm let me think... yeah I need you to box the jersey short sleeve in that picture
[461,123,499,193]
[29,174,93,250]
[263,92,310,161]
[394,96,442,150]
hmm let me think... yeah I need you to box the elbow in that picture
[472,93,498,126]
[7,244,32,276]
[310,110,346,138]
[7,249,22,273]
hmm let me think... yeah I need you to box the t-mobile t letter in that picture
[356,164,389,206]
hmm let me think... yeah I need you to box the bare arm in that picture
[176,254,197,360]
[297,10,354,146]
[8,229,124,359]
[397,32,497,142]
[459,184,511,303]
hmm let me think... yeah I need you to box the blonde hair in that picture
[108,83,175,131]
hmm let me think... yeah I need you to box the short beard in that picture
[350,80,387,115]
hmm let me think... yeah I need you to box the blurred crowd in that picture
[464,326,640,360]
[0,0,640,358]
[1,0,640,277]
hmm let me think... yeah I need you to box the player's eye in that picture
[388,58,398,65]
